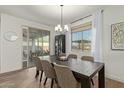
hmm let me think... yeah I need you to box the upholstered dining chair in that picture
[67,54,77,60]
[81,56,95,85]
[81,56,94,62]
[54,63,81,88]
[33,57,43,82]
[59,53,66,57]
[41,60,58,88]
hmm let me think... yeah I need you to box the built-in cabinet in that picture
[55,34,66,56]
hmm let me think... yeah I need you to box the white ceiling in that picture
[0,5,107,27]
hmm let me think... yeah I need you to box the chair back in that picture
[33,57,42,71]
[59,53,66,57]
[67,54,77,60]
[41,60,56,78]
[54,64,78,88]
[81,56,94,62]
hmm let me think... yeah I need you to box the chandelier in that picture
[55,5,69,32]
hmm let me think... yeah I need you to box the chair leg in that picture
[54,78,58,84]
[54,78,60,88]
[91,79,94,86]
[44,77,47,85]
[35,70,39,78]
[40,71,43,83]
[51,79,54,88]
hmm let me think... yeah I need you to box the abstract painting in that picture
[111,22,124,50]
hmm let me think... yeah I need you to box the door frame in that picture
[21,26,50,68]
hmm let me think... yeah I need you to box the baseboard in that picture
[0,66,35,77]
[0,68,26,77]
[106,73,124,83]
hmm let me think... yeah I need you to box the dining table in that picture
[39,55,105,88]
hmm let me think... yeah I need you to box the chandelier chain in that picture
[55,5,68,32]
[61,5,63,28]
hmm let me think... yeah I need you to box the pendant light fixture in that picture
[55,5,69,32]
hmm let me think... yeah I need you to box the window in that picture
[72,32,82,50]
[71,22,92,52]
[82,29,92,51]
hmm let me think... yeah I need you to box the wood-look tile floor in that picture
[0,67,124,88]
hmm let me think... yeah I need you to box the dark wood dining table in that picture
[39,55,105,88]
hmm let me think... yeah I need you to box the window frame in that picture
[71,28,92,52]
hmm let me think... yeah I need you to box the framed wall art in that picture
[111,22,124,50]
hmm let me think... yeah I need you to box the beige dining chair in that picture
[41,60,58,88]
[54,63,81,88]
[81,56,94,62]
[33,57,43,82]
[59,53,66,57]
[67,54,77,60]
[81,56,94,85]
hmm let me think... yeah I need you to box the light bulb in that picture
[64,25,69,31]
[57,24,61,28]
[60,27,62,32]
[55,26,58,31]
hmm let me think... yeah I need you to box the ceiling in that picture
[0,5,107,27]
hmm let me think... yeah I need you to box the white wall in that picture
[0,18,1,72]
[50,28,55,55]
[103,6,124,83]
[0,13,54,73]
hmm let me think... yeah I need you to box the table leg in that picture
[35,70,39,78]
[81,77,91,88]
[98,65,105,88]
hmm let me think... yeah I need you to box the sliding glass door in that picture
[42,31,50,56]
[22,27,50,68]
